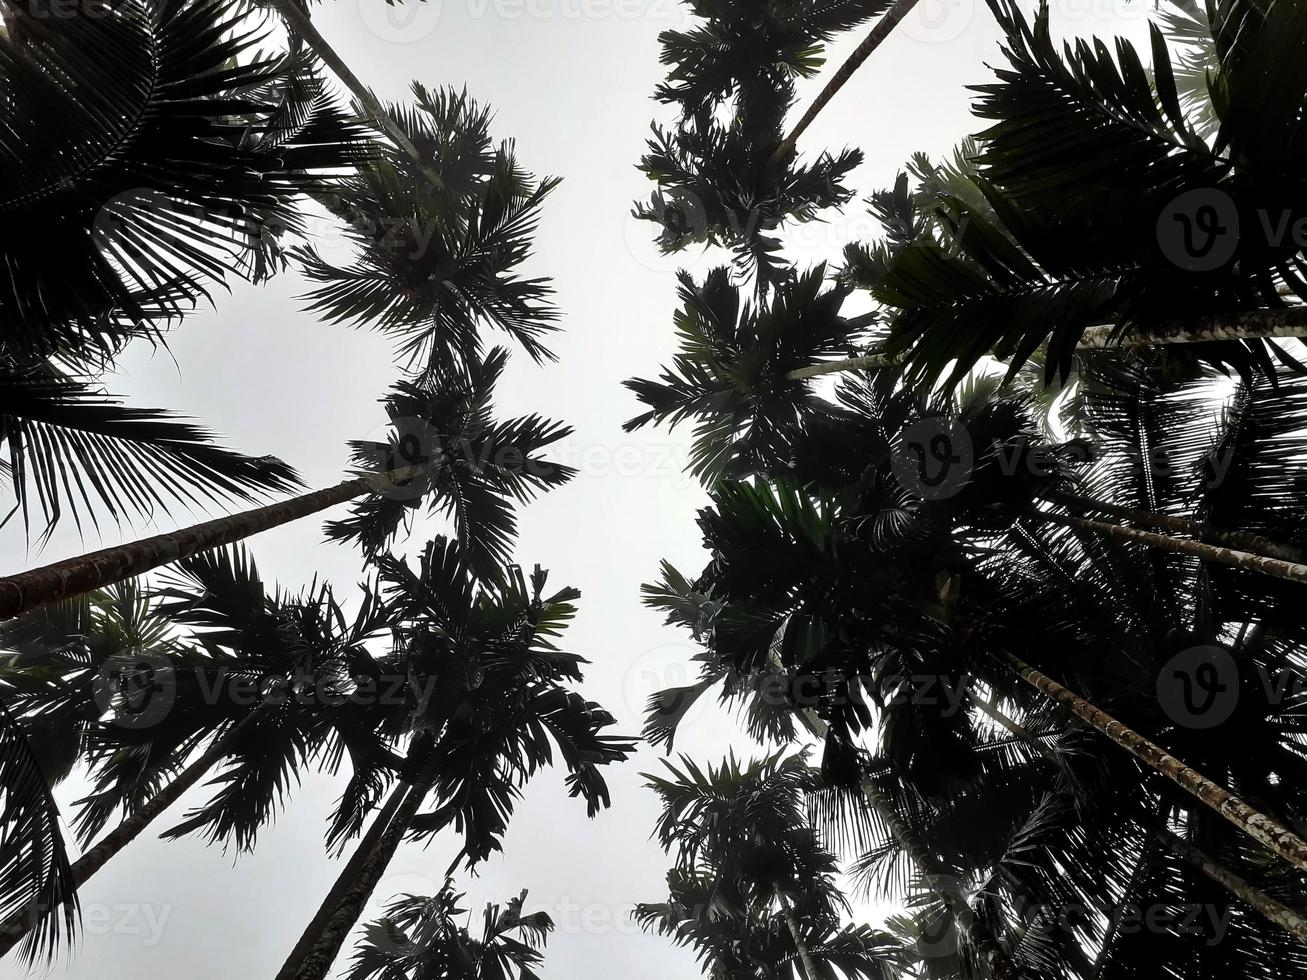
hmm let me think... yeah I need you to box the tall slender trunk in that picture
[1024,509,1307,586]
[770,0,924,164]
[1077,307,1307,349]
[787,353,899,380]
[774,887,819,980]
[784,308,1307,381]
[1154,828,1307,945]
[861,782,1021,979]
[0,703,269,956]
[0,466,420,620]
[273,778,414,980]
[265,0,445,191]
[1002,652,1307,874]
[1048,492,1307,565]
[288,756,438,980]
[970,693,1307,945]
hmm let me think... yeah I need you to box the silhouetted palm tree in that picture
[278,539,634,980]
[345,880,553,980]
[638,751,905,980]
[0,548,394,956]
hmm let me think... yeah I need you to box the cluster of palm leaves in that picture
[0,0,633,975]
[631,1,1307,978]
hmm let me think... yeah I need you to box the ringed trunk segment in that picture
[1048,492,1307,565]
[784,309,1307,381]
[1002,652,1307,875]
[971,692,1307,947]
[0,467,424,621]
[770,0,925,165]
[289,755,441,980]
[774,887,820,980]
[1026,509,1307,586]
[273,778,415,980]
[1154,828,1307,946]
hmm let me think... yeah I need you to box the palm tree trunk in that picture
[1048,492,1307,564]
[273,778,414,980]
[265,0,445,191]
[0,466,420,620]
[1023,509,1307,586]
[0,703,269,956]
[1077,307,1307,348]
[787,353,899,380]
[861,782,1021,980]
[970,693,1307,944]
[785,308,1307,380]
[1154,827,1307,945]
[774,887,820,980]
[1002,652,1307,874]
[287,756,438,980]
[770,0,924,164]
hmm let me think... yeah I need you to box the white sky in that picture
[1,1,1155,976]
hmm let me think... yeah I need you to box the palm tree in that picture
[638,751,906,980]
[264,0,448,192]
[0,343,575,618]
[867,0,1307,387]
[0,0,370,364]
[293,85,563,373]
[0,548,396,956]
[0,0,366,534]
[277,538,634,980]
[769,0,923,164]
[0,367,301,537]
[344,880,553,980]
[636,346,1307,956]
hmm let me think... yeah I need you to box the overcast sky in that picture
[1,1,1155,976]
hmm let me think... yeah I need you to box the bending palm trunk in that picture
[265,0,444,190]
[772,0,923,163]
[1023,510,1307,586]
[1047,492,1307,564]
[774,888,820,980]
[1003,653,1307,874]
[0,705,267,955]
[0,468,418,620]
[972,695,1307,945]
[273,779,413,980]
[286,758,438,980]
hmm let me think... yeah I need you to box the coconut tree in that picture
[277,538,634,980]
[344,880,553,980]
[0,0,366,534]
[0,0,371,364]
[0,367,302,538]
[638,751,906,980]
